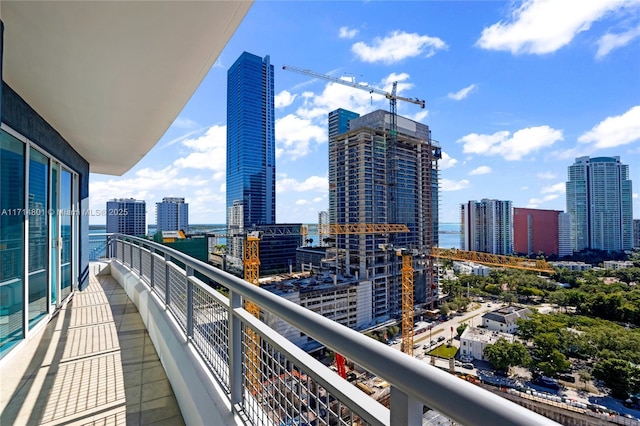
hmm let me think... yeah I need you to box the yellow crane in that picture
[283,65,432,357]
[398,250,414,356]
[430,247,555,274]
[244,231,261,393]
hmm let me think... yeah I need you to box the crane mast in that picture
[284,65,431,356]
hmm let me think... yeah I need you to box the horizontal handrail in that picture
[109,233,557,426]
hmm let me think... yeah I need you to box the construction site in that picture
[232,66,558,425]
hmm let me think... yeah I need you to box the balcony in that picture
[2,234,556,425]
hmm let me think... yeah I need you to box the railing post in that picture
[149,247,155,288]
[390,386,422,426]
[164,252,171,306]
[229,290,243,410]
[129,240,133,267]
[106,235,112,258]
[186,266,194,338]
[138,242,143,273]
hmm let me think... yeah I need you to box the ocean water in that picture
[91,222,460,249]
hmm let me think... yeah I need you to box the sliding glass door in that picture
[28,148,49,327]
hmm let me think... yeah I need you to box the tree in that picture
[456,323,468,337]
[501,292,517,304]
[535,349,571,377]
[592,358,640,399]
[577,370,591,391]
[483,338,530,372]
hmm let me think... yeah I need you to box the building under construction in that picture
[328,109,440,320]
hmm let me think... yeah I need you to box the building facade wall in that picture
[1,82,90,359]
[106,199,146,236]
[226,52,276,267]
[566,156,633,252]
[156,197,189,232]
[513,208,561,257]
[328,109,439,319]
[461,199,513,255]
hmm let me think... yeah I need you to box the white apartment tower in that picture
[461,199,513,255]
[566,156,633,252]
[155,197,189,232]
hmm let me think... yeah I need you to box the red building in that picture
[513,208,571,257]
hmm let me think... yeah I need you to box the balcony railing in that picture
[106,233,556,426]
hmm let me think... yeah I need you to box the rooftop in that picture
[461,326,515,344]
[482,306,531,324]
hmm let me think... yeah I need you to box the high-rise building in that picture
[226,51,276,264]
[106,198,146,236]
[566,156,633,252]
[513,208,572,258]
[328,108,359,140]
[634,219,640,249]
[461,199,513,255]
[329,109,440,319]
[156,197,189,232]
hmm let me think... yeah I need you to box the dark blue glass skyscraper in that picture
[226,52,276,230]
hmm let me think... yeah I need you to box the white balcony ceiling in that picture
[1,1,251,175]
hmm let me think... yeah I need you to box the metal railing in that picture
[106,233,556,426]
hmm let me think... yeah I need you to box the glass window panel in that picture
[51,163,58,306]
[28,148,49,327]
[0,130,25,357]
[60,169,72,300]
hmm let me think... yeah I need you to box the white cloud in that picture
[439,151,458,170]
[277,174,327,193]
[448,84,477,101]
[476,0,637,55]
[527,194,560,208]
[171,117,198,129]
[275,90,298,109]
[173,125,226,174]
[90,166,209,222]
[457,125,563,160]
[541,183,565,194]
[634,193,638,199]
[296,199,310,205]
[537,171,557,179]
[339,26,358,39]
[596,25,640,59]
[408,110,429,123]
[578,105,640,148]
[469,166,492,175]
[440,178,470,191]
[352,30,447,64]
[275,114,326,160]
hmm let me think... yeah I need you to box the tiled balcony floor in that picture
[0,263,185,425]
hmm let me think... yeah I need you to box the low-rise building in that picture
[261,274,373,351]
[452,261,491,276]
[549,261,592,271]
[481,306,531,334]
[459,326,514,361]
[603,260,634,270]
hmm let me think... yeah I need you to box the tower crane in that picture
[283,65,431,357]
[244,231,262,393]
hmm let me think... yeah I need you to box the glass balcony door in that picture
[50,162,75,307]
[28,148,49,327]
[50,162,59,308]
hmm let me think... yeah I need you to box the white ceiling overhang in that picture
[1,1,252,175]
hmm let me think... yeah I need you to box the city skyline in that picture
[88,1,640,225]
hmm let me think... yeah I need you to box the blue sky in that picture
[90,0,640,225]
